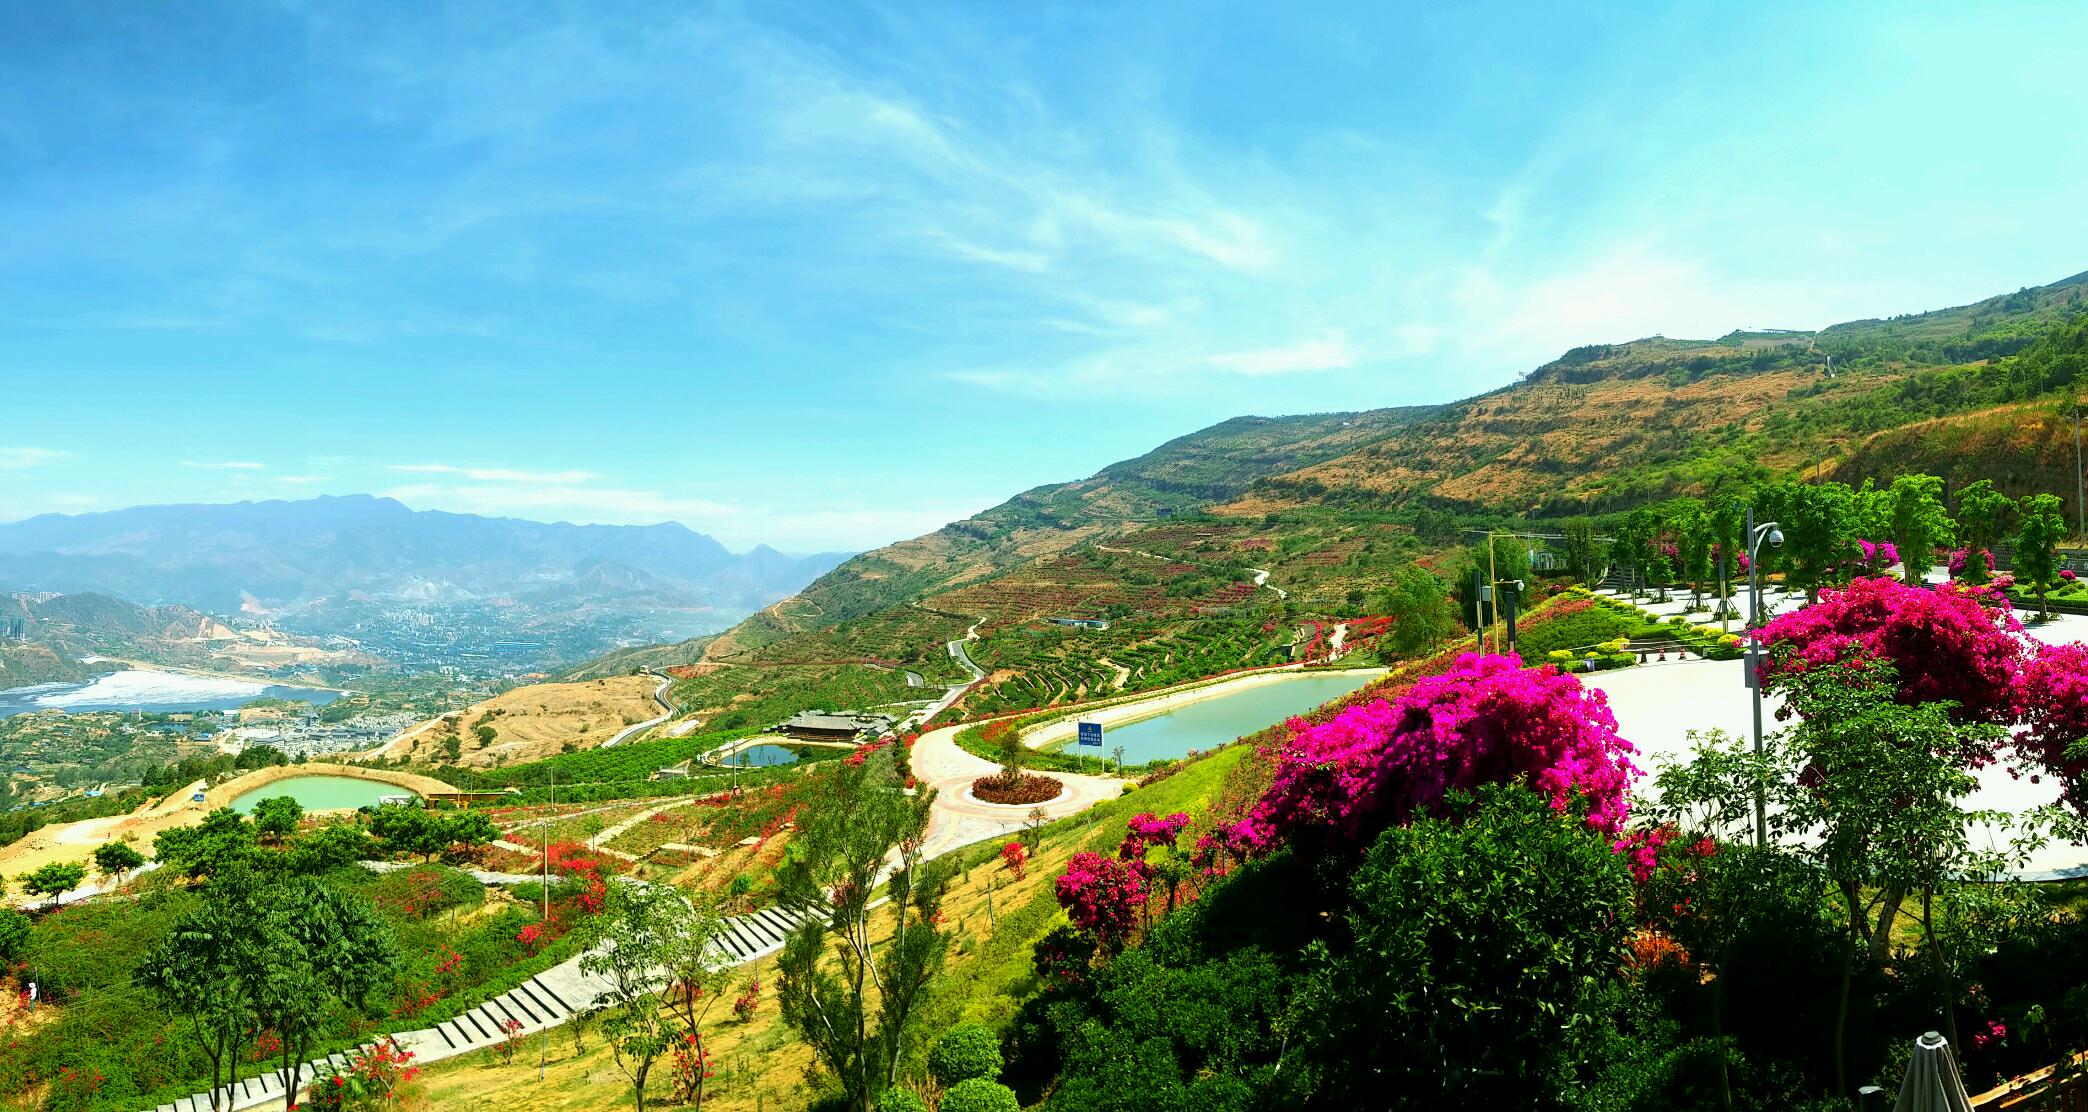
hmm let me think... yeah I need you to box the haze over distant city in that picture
[4,2,2087,549]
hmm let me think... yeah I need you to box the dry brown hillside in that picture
[1833,398,2081,501]
[386,674,663,767]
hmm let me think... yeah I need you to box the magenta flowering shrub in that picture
[1949,547,1994,581]
[1054,851,1148,947]
[1857,539,1900,575]
[1230,653,1641,858]
[1756,575,2025,733]
[2013,641,2088,811]
[1612,825,1673,885]
[1120,812,1190,860]
[2064,569,2080,583]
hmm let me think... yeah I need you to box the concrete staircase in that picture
[149,902,830,1112]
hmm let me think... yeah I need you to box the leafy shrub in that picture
[929,1023,1004,1086]
[0,907,28,962]
[941,1078,1021,1112]
[876,1089,928,1112]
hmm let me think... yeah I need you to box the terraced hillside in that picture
[603,270,2088,730]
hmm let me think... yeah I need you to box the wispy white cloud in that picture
[389,463,602,485]
[0,447,70,469]
[1208,336,1356,377]
[180,460,265,471]
[277,474,331,485]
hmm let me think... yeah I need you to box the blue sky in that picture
[3,2,2086,552]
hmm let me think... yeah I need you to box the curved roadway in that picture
[600,668,675,748]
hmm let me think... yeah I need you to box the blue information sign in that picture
[1077,721,1104,747]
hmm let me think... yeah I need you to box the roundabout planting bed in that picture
[969,773,1065,805]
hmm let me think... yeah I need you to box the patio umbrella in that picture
[1892,1030,1974,1112]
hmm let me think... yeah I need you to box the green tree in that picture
[1758,481,1858,601]
[777,744,953,1110]
[1613,509,1657,598]
[2017,492,2068,621]
[285,821,374,874]
[1411,507,1461,545]
[1678,659,2012,1092]
[1559,517,1606,584]
[1381,563,1460,655]
[1298,786,1633,1108]
[0,907,27,964]
[137,871,271,1112]
[994,724,1026,785]
[154,808,259,879]
[442,809,499,856]
[1956,478,2015,552]
[1670,499,1714,608]
[368,805,449,862]
[251,795,304,843]
[93,840,146,887]
[581,882,722,1112]
[250,877,399,1109]
[19,861,86,909]
[1887,473,1954,584]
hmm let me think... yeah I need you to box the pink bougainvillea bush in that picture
[1755,575,2026,732]
[2013,640,2088,811]
[1120,811,1190,859]
[1054,851,1149,947]
[1224,653,1641,859]
[1950,547,1995,583]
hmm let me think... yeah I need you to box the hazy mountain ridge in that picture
[0,494,847,615]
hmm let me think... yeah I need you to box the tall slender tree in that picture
[1887,473,1955,585]
[2017,493,2069,621]
[776,744,953,1110]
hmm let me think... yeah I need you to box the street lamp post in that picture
[1744,509,1784,848]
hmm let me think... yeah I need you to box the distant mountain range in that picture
[0,496,849,669]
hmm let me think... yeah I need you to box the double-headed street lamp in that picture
[1743,508,1785,848]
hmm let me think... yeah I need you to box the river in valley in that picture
[0,668,343,717]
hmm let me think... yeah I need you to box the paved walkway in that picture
[910,718,1126,859]
[1588,651,2088,880]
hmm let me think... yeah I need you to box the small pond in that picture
[1065,672,1380,765]
[720,743,803,768]
[231,775,418,813]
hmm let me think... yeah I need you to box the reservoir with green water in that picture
[722,743,803,768]
[231,775,419,813]
[1064,672,1380,765]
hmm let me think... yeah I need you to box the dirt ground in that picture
[383,676,664,768]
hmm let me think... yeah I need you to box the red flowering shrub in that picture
[732,977,761,1023]
[999,840,1028,879]
[1756,576,2026,738]
[306,1036,419,1111]
[1232,653,1640,858]
[2014,640,2088,811]
[1053,851,1148,948]
[670,1031,715,1103]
